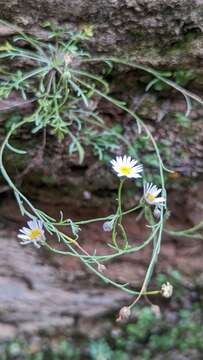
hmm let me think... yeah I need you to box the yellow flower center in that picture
[29,228,42,241]
[146,193,156,203]
[119,166,132,176]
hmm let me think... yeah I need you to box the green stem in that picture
[72,203,142,226]
[112,179,128,248]
[70,73,168,306]
[80,57,203,107]
[44,225,159,262]
[165,220,203,237]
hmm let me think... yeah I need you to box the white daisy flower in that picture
[17,218,45,248]
[144,182,165,205]
[111,155,143,179]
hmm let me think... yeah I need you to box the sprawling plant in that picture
[0,22,203,320]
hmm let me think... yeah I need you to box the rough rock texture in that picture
[0,187,203,339]
[0,0,203,342]
[0,233,131,340]
[0,0,203,68]
[1,94,203,200]
[0,0,203,194]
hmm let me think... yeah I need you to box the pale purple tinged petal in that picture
[32,218,39,227]
[27,220,36,230]
[37,220,43,229]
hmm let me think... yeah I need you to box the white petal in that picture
[131,173,142,178]
[150,185,158,194]
[17,234,29,240]
[126,156,132,165]
[153,188,162,197]
[133,165,143,173]
[144,183,156,195]
[20,240,32,245]
[148,183,154,191]
[111,159,117,166]
[117,156,123,165]
[27,220,37,230]
[123,155,127,164]
[33,218,40,228]
[129,159,138,167]
[19,227,30,235]
[154,197,165,203]
[145,182,152,193]
[36,219,43,229]
[113,164,121,171]
[33,241,41,248]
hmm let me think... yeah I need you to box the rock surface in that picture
[0,189,203,339]
[0,0,203,68]
[0,233,131,340]
[0,0,203,343]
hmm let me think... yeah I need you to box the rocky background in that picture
[0,0,203,356]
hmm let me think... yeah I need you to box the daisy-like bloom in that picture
[161,282,173,298]
[17,218,45,248]
[111,155,143,179]
[144,182,165,205]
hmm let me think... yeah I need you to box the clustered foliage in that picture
[0,21,203,317]
[0,22,133,162]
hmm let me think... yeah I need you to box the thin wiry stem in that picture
[1,32,203,311]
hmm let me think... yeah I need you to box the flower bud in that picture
[64,53,73,65]
[103,220,114,232]
[116,306,131,322]
[161,282,173,298]
[98,263,106,273]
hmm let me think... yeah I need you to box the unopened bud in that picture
[161,282,173,298]
[116,306,131,322]
[103,221,113,232]
[64,53,73,65]
[98,263,106,273]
